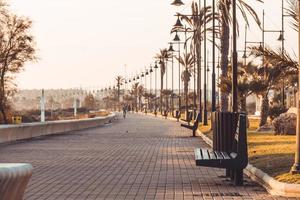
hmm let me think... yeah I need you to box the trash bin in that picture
[12,116,22,124]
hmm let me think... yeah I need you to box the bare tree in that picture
[0,11,36,123]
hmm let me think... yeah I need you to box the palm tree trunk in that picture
[240,96,247,113]
[219,1,231,112]
[259,93,269,127]
[0,76,8,124]
[184,81,188,117]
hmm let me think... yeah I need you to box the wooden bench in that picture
[194,114,248,185]
[181,113,200,137]
[0,163,33,200]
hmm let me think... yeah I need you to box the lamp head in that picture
[171,0,184,6]
[174,17,183,29]
[242,51,247,59]
[168,43,175,52]
[277,32,284,41]
[173,31,180,41]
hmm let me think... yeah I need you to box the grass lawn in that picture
[248,131,299,183]
[199,117,300,184]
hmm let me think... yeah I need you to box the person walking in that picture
[122,105,127,118]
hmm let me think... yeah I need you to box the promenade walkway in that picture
[0,114,294,199]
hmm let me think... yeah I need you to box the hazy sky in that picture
[9,0,298,90]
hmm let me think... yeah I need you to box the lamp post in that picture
[232,0,238,113]
[173,18,193,121]
[40,89,45,122]
[203,0,209,125]
[171,0,205,121]
[145,68,149,113]
[150,66,153,111]
[262,9,285,107]
[168,43,175,113]
[211,0,216,112]
[291,0,300,174]
[154,62,159,116]
[172,31,185,114]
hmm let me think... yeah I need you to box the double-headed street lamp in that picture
[171,31,185,115]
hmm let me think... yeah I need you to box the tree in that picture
[218,0,262,111]
[155,49,172,113]
[83,94,96,110]
[286,0,299,31]
[177,2,215,108]
[130,83,139,112]
[0,10,36,123]
[249,45,298,126]
[219,61,258,113]
[137,85,144,111]
[177,53,196,113]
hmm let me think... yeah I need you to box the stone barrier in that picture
[0,113,116,144]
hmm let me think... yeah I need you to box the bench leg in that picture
[230,169,234,181]
[234,169,244,186]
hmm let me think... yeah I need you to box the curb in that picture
[196,130,300,197]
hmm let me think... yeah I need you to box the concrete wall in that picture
[0,113,116,144]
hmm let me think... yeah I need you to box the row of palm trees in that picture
[102,0,299,129]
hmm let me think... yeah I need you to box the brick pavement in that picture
[0,114,297,200]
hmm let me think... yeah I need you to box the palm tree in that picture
[176,2,215,116]
[219,61,258,113]
[177,53,196,116]
[130,83,139,112]
[177,2,214,70]
[286,0,299,31]
[137,85,145,111]
[155,49,172,113]
[218,0,262,111]
[249,45,298,127]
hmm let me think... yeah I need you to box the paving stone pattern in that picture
[0,114,298,200]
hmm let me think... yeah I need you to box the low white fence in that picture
[0,113,116,144]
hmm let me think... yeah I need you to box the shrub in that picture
[269,105,288,121]
[273,113,296,135]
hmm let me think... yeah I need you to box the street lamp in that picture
[172,19,194,121]
[262,9,285,107]
[172,31,185,115]
[232,0,238,113]
[211,0,216,113]
[171,0,184,6]
[291,0,300,174]
[154,61,159,116]
[203,0,209,125]
[168,42,175,113]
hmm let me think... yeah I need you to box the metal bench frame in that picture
[181,113,200,137]
[194,114,248,185]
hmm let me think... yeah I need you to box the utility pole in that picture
[40,89,45,122]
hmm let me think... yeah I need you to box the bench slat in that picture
[214,151,223,159]
[195,149,203,160]
[201,149,210,160]
[220,152,231,159]
[208,150,217,159]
